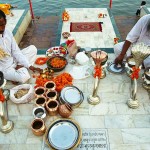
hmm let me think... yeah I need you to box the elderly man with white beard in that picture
[0,10,42,84]
[114,14,150,68]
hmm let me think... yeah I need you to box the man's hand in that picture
[15,65,24,70]
[29,66,43,73]
[114,54,124,65]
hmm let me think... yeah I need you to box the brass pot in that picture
[31,118,46,136]
[45,90,57,101]
[35,87,45,97]
[35,96,47,107]
[44,81,56,91]
[46,100,59,116]
[58,103,72,118]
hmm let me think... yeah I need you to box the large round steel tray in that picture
[45,118,82,150]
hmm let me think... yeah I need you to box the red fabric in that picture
[70,22,102,32]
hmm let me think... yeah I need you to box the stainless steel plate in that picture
[60,85,84,108]
[46,119,81,150]
[107,62,125,74]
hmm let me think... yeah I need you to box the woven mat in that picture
[70,22,102,32]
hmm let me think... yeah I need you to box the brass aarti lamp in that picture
[87,50,108,105]
[127,43,150,109]
[0,72,14,133]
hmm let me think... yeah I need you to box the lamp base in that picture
[127,98,139,109]
[87,95,100,105]
[1,120,14,133]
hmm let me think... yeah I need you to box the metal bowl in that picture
[47,56,67,72]
[45,118,82,150]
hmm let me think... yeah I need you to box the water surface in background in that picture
[4,0,150,16]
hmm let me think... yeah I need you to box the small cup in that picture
[46,90,57,101]
[35,96,47,107]
[31,118,46,136]
[46,99,59,116]
[34,87,45,97]
[44,81,56,91]
[33,106,46,120]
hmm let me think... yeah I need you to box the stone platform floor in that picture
[0,8,149,150]
[0,53,150,150]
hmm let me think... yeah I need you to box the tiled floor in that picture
[1,8,150,150]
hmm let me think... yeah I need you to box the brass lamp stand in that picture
[87,50,108,105]
[0,80,14,133]
[127,43,150,109]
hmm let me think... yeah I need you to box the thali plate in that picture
[46,46,67,57]
[60,85,84,108]
[107,62,125,74]
[45,118,82,150]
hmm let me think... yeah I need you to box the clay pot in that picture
[31,118,46,136]
[35,87,45,97]
[35,96,47,107]
[58,103,72,118]
[45,90,57,101]
[46,99,59,116]
[44,81,56,91]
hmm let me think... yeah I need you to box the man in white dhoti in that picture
[0,10,42,83]
[114,14,150,68]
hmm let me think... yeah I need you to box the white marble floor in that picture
[6,10,25,33]
[60,8,116,48]
[0,53,150,150]
[0,8,150,150]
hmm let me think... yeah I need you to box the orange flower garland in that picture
[35,57,49,65]
[94,66,102,79]
[53,73,73,92]
[62,10,70,21]
[34,72,73,92]
[130,66,140,80]
[0,89,5,103]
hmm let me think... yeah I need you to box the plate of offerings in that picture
[45,118,82,150]
[46,46,67,57]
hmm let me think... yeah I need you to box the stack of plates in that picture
[60,85,84,108]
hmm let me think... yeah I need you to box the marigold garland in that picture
[94,65,102,79]
[35,57,49,65]
[130,66,140,80]
[0,89,5,103]
[62,10,70,21]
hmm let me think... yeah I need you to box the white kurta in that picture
[0,29,37,83]
[114,14,150,68]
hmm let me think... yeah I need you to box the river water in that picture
[4,0,150,16]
